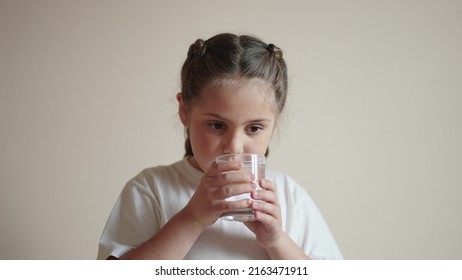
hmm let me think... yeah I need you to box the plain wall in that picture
[1,0,461,259]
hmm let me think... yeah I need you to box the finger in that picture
[259,178,276,192]
[251,200,281,220]
[209,170,255,191]
[220,169,254,183]
[252,208,279,227]
[205,161,242,177]
[202,163,252,191]
[207,161,255,181]
[212,198,252,213]
[251,188,279,206]
[212,182,257,200]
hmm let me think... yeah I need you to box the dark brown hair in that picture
[180,33,288,156]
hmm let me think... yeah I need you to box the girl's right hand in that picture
[183,160,256,227]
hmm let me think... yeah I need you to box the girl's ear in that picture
[176,92,189,126]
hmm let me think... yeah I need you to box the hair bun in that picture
[189,39,207,56]
[267,43,283,59]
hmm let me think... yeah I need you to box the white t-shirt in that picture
[97,158,343,260]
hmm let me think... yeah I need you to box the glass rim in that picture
[215,153,266,163]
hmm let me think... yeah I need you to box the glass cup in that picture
[215,153,266,222]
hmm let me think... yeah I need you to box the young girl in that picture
[97,33,343,260]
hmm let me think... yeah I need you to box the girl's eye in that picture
[247,125,263,134]
[208,122,225,130]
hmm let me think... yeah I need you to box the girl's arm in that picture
[262,232,310,260]
[120,160,255,259]
[246,179,310,260]
[120,208,205,259]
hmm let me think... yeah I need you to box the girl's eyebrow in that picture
[203,113,272,123]
[203,113,226,120]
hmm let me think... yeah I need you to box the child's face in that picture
[179,78,277,172]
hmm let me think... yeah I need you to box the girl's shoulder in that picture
[129,158,193,182]
[129,163,179,185]
[123,158,200,194]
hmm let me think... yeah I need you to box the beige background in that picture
[1,0,461,259]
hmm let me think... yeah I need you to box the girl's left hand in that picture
[244,178,283,250]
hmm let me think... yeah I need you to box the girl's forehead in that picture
[208,77,272,92]
[199,77,278,108]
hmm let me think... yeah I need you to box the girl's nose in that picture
[222,132,244,154]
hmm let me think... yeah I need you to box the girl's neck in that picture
[187,156,202,172]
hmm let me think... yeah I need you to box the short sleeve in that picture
[270,172,343,260]
[97,179,161,259]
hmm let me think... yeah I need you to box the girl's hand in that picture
[244,178,283,250]
[183,160,256,227]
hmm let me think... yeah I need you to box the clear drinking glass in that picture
[215,153,266,222]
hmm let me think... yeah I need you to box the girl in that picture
[97,33,343,260]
